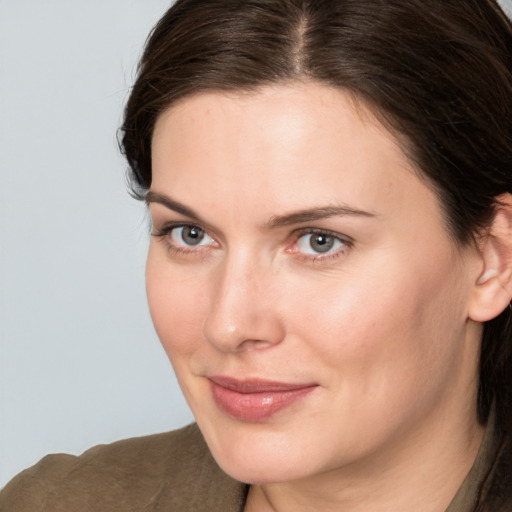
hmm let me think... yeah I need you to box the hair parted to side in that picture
[121,0,512,426]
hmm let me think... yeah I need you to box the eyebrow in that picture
[265,205,377,229]
[146,191,202,221]
[146,191,377,228]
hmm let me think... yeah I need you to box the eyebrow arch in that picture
[266,205,377,229]
[146,191,203,221]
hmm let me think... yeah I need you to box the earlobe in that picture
[469,193,512,323]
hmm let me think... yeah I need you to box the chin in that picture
[215,447,310,485]
[196,416,328,485]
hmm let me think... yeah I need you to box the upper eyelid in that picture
[151,219,353,249]
[152,221,210,235]
[293,227,353,244]
[152,223,217,247]
[147,203,219,237]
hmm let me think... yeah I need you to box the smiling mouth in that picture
[208,376,318,422]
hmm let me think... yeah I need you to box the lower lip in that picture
[209,381,317,422]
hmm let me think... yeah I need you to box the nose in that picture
[202,255,286,353]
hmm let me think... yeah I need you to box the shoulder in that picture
[0,424,246,512]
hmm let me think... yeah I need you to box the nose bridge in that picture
[203,249,284,352]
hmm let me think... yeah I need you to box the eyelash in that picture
[289,228,353,262]
[151,223,216,257]
[151,223,353,262]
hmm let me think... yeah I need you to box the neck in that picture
[244,404,485,512]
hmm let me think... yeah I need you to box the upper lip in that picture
[208,376,318,393]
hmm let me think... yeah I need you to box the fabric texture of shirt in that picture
[0,415,509,512]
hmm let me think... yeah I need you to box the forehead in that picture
[150,82,443,230]
[154,83,389,151]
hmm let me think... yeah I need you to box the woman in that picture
[2,0,512,510]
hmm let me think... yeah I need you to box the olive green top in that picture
[0,416,501,512]
[446,411,499,512]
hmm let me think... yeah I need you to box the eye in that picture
[169,225,214,247]
[295,232,348,255]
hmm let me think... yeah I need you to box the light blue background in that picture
[0,0,193,488]
[1,0,511,489]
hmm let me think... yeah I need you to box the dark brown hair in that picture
[121,0,512,440]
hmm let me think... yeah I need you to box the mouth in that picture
[208,376,318,422]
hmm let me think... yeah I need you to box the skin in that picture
[146,83,488,512]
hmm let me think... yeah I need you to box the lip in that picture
[208,376,318,422]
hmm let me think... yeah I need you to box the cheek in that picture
[287,277,411,376]
[145,248,209,359]
[286,255,466,397]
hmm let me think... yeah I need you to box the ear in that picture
[469,193,512,323]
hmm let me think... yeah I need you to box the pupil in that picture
[310,234,334,253]
[183,227,204,245]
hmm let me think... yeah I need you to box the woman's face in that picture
[147,83,482,484]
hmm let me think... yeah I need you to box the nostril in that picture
[238,339,274,351]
